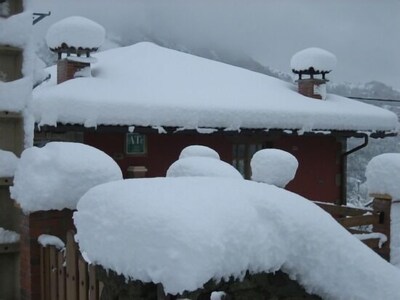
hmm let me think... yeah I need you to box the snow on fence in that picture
[38,199,394,299]
[314,200,387,254]
[39,231,103,300]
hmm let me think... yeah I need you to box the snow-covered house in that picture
[33,17,398,204]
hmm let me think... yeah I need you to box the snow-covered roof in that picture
[33,42,398,133]
[290,47,337,72]
[74,177,400,298]
[46,16,105,50]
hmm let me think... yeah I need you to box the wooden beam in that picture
[314,202,372,216]
[337,214,380,228]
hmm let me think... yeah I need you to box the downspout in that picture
[340,133,369,205]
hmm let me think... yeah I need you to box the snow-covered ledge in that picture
[366,153,400,265]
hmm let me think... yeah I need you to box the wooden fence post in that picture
[66,231,79,300]
[58,250,66,300]
[371,193,392,261]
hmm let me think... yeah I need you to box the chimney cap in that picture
[290,47,337,75]
[46,16,105,55]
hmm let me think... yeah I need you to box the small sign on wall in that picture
[126,133,147,155]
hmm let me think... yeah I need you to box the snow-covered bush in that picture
[366,153,400,268]
[167,145,241,179]
[167,156,242,179]
[250,149,298,187]
[179,145,220,160]
[366,153,400,199]
[10,142,122,213]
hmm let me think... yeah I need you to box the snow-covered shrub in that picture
[366,153,400,199]
[250,149,298,187]
[167,156,242,179]
[179,145,220,160]
[167,145,241,179]
[10,142,122,213]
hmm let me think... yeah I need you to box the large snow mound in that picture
[290,47,337,72]
[0,149,19,177]
[10,142,122,214]
[365,153,400,199]
[46,16,105,50]
[33,42,397,133]
[74,177,400,298]
[179,145,220,160]
[166,156,242,179]
[251,149,298,187]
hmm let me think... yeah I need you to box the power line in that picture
[347,96,400,103]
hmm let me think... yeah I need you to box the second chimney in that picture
[290,47,337,100]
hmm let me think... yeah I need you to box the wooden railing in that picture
[314,201,385,249]
[40,231,103,300]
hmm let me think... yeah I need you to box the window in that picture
[233,143,265,179]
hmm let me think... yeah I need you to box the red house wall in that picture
[84,132,342,203]
[274,136,342,203]
[84,132,233,178]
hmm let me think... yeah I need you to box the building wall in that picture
[0,1,26,299]
[84,132,342,203]
[84,132,233,178]
[275,136,342,203]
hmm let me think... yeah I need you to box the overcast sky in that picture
[28,0,400,90]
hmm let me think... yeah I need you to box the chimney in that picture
[45,16,105,84]
[290,48,337,100]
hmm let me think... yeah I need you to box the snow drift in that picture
[74,177,400,299]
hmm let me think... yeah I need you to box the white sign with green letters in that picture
[126,133,146,155]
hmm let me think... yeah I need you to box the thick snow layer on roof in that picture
[179,145,220,160]
[46,16,105,50]
[366,153,400,199]
[290,47,337,72]
[0,227,20,244]
[10,142,122,214]
[74,177,400,298]
[0,149,19,177]
[166,156,242,179]
[33,42,398,133]
[251,149,298,187]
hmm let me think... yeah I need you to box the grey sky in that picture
[28,0,400,90]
